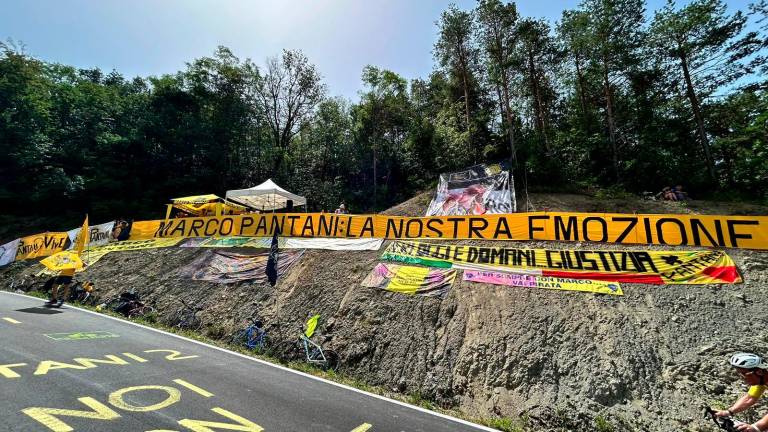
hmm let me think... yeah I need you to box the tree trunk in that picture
[574,49,588,128]
[602,58,619,180]
[527,48,550,153]
[500,73,518,168]
[679,52,717,183]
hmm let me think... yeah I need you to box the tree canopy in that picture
[1,0,766,237]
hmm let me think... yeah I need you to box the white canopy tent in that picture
[225,179,306,211]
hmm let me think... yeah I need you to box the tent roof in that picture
[225,179,306,210]
[171,194,221,204]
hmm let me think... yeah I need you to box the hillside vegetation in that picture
[3,192,767,431]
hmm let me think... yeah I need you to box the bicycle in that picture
[704,406,747,432]
[231,317,268,352]
[98,291,154,319]
[274,316,339,371]
[172,297,203,331]
[68,281,96,305]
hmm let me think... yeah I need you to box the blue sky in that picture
[1,0,756,100]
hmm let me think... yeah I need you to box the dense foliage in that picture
[1,0,767,235]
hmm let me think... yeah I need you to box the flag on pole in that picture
[73,215,89,255]
[266,224,280,286]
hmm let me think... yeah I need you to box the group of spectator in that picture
[657,185,689,201]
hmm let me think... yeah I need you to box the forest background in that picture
[2,0,767,238]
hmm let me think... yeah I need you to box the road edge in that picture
[2,291,499,432]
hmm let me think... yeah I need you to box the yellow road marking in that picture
[351,424,373,432]
[121,352,148,362]
[22,397,121,432]
[179,407,264,431]
[173,379,214,397]
[2,317,21,324]
[108,385,181,412]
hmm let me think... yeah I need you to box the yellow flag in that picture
[304,314,320,338]
[73,215,89,255]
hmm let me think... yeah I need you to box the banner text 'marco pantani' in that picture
[128,212,768,249]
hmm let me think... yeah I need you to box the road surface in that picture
[0,291,495,432]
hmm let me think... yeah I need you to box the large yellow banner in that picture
[128,212,768,249]
[15,232,69,260]
[382,240,742,285]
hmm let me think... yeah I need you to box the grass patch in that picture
[594,415,614,432]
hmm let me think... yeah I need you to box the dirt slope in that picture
[3,193,768,431]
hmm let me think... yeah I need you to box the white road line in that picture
[1,291,498,431]
[2,317,21,324]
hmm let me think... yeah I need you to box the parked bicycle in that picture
[172,297,203,331]
[231,317,268,352]
[97,291,154,319]
[274,314,339,371]
[68,280,96,305]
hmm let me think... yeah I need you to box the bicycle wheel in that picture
[177,311,203,331]
[231,329,249,347]
[274,340,302,363]
[248,332,268,352]
[322,350,340,372]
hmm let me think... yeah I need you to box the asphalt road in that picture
[0,291,495,432]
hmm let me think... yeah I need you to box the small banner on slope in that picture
[178,250,302,284]
[361,263,456,298]
[463,270,623,295]
[381,240,741,285]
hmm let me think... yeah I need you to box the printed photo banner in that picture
[381,241,741,285]
[178,250,302,284]
[463,270,623,295]
[127,212,768,249]
[426,164,516,216]
[15,232,69,261]
[66,221,116,250]
[361,263,456,298]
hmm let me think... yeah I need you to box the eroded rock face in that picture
[2,193,766,431]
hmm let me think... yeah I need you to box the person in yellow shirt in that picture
[714,353,768,431]
[47,268,75,308]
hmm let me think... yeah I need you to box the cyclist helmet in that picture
[730,353,764,369]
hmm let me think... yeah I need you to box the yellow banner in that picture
[382,240,742,285]
[128,212,768,249]
[88,238,183,253]
[463,270,623,295]
[15,232,69,260]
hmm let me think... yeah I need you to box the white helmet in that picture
[730,353,764,369]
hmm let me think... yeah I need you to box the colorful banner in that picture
[66,221,115,250]
[179,236,382,251]
[427,164,516,215]
[178,250,302,284]
[284,238,384,251]
[381,241,742,285]
[463,270,623,295]
[198,237,255,248]
[0,239,20,266]
[361,263,456,298]
[87,238,183,253]
[15,232,69,261]
[127,212,768,250]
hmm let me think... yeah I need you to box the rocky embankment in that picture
[2,193,768,431]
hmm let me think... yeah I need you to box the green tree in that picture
[650,0,763,182]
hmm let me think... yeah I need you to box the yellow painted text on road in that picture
[2,350,197,379]
[108,385,181,412]
[22,379,268,432]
